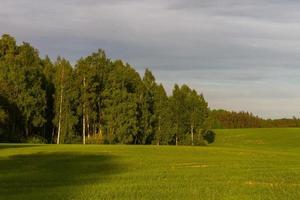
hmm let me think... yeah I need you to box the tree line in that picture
[205,109,300,129]
[0,34,211,145]
[2,34,297,144]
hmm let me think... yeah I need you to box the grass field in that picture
[1,128,300,200]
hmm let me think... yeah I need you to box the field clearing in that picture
[1,128,300,199]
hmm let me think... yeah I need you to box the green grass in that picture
[1,128,300,199]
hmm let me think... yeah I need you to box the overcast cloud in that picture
[1,0,300,118]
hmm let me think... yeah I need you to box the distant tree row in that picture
[205,109,300,129]
[0,34,210,145]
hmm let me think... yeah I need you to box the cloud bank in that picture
[1,0,300,118]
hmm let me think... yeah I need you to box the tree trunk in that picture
[12,110,16,135]
[98,102,102,135]
[93,123,96,135]
[191,124,194,146]
[87,114,90,138]
[83,114,86,144]
[57,65,64,144]
[82,76,86,145]
[51,127,55,144]
[25,122,29,137]
[57,89,63,144]
[176,121,178,146]
[157,115,161,146]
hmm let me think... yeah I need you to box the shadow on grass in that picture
[0,144,41,150]
[0,152,123,199]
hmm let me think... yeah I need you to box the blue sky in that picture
[1,0,300,118]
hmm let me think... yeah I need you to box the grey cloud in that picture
[1,0,300,118]
[168,0,300,23]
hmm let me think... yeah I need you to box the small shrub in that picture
[193,132,206,146]
[178,135,191,145]
[0,108,7,123]
[86,133,104,144]
[64,135,82,144]
[24,135,47,144]
[178,133,206,146]
[201,129,216,144]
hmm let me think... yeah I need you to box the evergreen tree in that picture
[137,69,156,144]
[153,84,171,145]
[103,61,141,144]
[41,56,55,142]
[169,84,187,145]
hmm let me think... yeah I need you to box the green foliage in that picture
[169,84,187,144]
[0,34,46,140]
[178,132,206,146]
[74,50,112,144]
[0,34,210,145]
[103,61,141,144]
[169,84,208,145]
[193,131,206,146]
[205,109,300,129]
[63,135,82,144]
[53,57,78,144]
[201,129,216,144]
[85,134,104,144]
[41,56,55,142]
[136,69,156,144]
[23,135,47,144]
[0,108,6,123]
[153,84,172,145]
[6,33,298,145]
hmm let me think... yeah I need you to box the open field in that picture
[1,128,300,200]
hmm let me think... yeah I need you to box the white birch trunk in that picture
[82,76,86,145]
[57,65,64,144]
[191,124,194,146]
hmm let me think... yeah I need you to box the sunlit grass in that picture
[1,128,300,199]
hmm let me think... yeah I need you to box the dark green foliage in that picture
[204,109,300,129]
[153,84,171,145]
[201,129,216,144]
[0,34,210,145]
[103,61,141,144]
[138,69,156,144]
[2,34,299,145]
[74,50,113,144]
[53,57,78,144]
[169,84,187,145]
[23,135,47,144]
[0,108,6,123]
[0,34,46,141]
[40,56,55,142]
[169,84,208,145]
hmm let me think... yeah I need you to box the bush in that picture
[201,129,216,144]
[24,135,47,144]
[178,133,206,146]
[0,108,7,123]
[86,133,104,144]
[64,135,82,144]
[193,132,206,146]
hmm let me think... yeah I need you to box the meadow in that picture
[1,128,300,200]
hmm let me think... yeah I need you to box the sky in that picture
[1,0,300,118]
